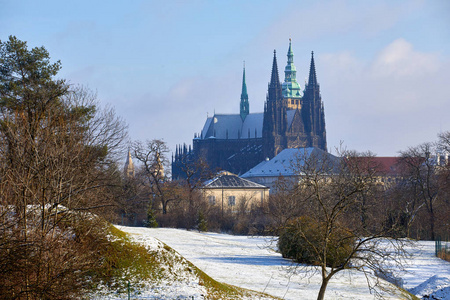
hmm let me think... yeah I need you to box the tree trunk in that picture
[317,276,331,300]
[430,209,435,241]
[162,199,167,214]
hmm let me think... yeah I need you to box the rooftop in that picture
[203,173,268,189]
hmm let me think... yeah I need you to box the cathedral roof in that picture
[200,109,300,140]
[201,112,264,140]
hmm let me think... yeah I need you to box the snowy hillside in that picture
[118,226,450,300]
[91,227,277,300]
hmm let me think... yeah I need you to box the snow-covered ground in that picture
[118,226,450,300]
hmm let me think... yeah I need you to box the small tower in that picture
[282,39,302,109]
[240,63,249,121]
[124,150,135,178]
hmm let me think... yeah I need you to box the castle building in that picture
[172,40,327,179]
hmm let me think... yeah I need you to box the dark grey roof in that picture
[200,112,264,140]
[203,174,268,189]
[199,109,300,141]
[241,147,339,178]
[242,113,264,138]
[202,114,242,139]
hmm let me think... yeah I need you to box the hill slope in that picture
[90,225,278,299]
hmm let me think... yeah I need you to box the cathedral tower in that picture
[263,50,287,159]
[282,39,302,109]
[302,51,327,150]
[240,64,249,121]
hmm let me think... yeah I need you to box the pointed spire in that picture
[307,51,318,88]
[240,62,249,121]
[270,50,280,88]
[124,149,135,178]
[241,61,248,96]
[287,38,294,64]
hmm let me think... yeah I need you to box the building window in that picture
[291,99,295,105]
[228,196,236,206]
[208,195,216,205]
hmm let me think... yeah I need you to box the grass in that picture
[85,223,162,293]
[398,287,421,300]
[86,223,280,299]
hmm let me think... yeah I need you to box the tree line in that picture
[119,136,449,300]
[121,135,449,242]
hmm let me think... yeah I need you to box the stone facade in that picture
[200,172,269,211]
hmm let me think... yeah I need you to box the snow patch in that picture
[409,275,450,300]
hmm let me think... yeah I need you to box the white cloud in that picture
[321,39,450,155]
[371,38,439,78]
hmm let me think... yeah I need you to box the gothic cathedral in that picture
[172,40,327,179]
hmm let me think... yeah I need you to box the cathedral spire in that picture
[267,50,283,103]
[307,51,318,89]
[240,62,249,121]
[269,50,280,89]
[282,38,301,98]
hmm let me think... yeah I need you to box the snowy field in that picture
[118,226,450,300]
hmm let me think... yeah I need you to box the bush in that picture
[197,211,208,232]
[278,216,354,268]
[146,208,159,228]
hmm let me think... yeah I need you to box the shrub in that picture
[197,211,208,232]
[278,216,354,268]
[146,208,159,228]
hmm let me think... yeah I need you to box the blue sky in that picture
[1,0,449,158]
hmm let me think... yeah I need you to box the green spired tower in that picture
[240,63,249,121]
[282,39,302,108]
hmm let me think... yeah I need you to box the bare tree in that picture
[274,149,410,300]
[133,139,181,215]
[173,155,213,228]
[438,131,450,153]
[268,176,304,231]
[399,143,441,240]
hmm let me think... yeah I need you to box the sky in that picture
[1,0,449,159]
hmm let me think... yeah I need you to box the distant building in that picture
[124,150,135,178]
[173,40,327,179]
[200,172,269,211]
[354,157,403,186]
[241,147,339,191]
